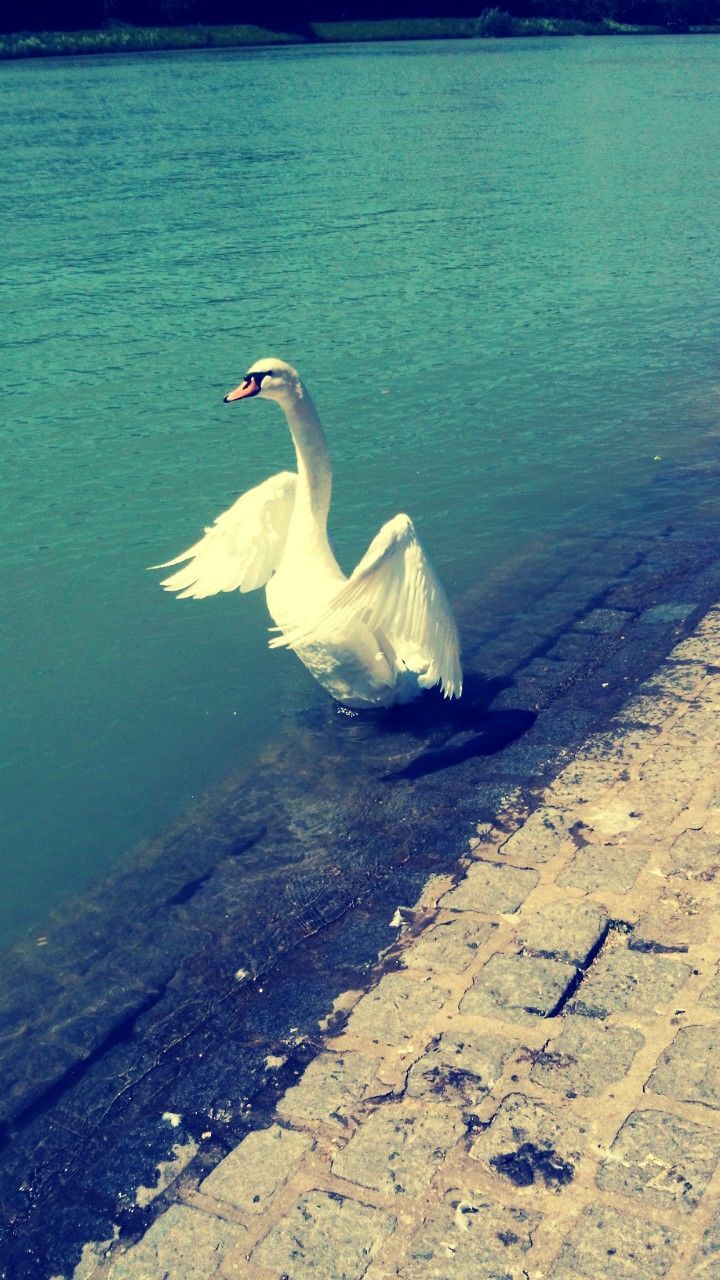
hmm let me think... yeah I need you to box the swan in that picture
[151,359,462,709]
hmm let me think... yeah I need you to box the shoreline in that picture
[3,520,720,1276]
[3,17,720,61]
[96,602,720,1280]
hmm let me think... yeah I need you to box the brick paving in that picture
[77,607,720,1279]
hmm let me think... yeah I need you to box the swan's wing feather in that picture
[150,471,297,599]
[271,513,462,698]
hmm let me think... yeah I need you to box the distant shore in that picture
[3,15,720,60]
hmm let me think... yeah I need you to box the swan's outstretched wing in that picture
[150,471,297,599]
[270,513,462,698]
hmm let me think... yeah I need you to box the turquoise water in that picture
[2,35,719,948]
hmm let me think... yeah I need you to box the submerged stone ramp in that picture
[85,609,720,1278]
[4,524,720,1278]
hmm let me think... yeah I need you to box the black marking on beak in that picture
[223,370,275,403]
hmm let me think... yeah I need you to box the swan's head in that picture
[224,358,303,407]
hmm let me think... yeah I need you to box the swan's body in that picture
[152,359,462,709]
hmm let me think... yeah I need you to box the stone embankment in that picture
[78,607,720,1278]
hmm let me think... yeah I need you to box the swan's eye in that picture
[244,370,273,387]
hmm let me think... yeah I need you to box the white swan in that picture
[152,359,462,709]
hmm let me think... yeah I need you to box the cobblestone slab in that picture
[78,606,720,1280]
[277,1051,381,1129]
[556,842,648,893]
[691,1205,720,1279]
[597,1108,719,1214]
[699,966,720,1010]
[405,1031,518,1107]
[107,1205,249,1279]
[633,896,710,950]
[497,807,577,864]
[199,1124,313,1214]
[440,861,539,914]
[402,916,496,973]
[547,1204,678,1279]
[251,1191,395,1279]
[395,1193,541,1278]
[470,1092,588,1190]
[515,899,608,965]
[647,1026,720,1109]
[460,952,576,1023]
[568,945,693,1019]
[341,972,450,1044]
[667,826,720,879]
[528,1016,645,1097]
[331,1105,466,1196]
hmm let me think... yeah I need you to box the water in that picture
[1,35,719,950]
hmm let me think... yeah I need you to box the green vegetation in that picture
[3,0,718,52]
[1,11,718,58]
[0,22,296,56]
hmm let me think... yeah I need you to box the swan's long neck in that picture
[283,386,334,554]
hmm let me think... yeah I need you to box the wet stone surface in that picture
[0,1036,88,1129]
[574,607,630,634]
[490,1141,575,1190]
[78,1113,198,1211]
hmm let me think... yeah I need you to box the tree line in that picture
[3,0,717,37]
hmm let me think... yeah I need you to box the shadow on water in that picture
[295,671,535,781]
[384,706,538,779]
[382,670,513,737]
[379,673,536,779]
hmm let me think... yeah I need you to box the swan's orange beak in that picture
[223,376,261,403]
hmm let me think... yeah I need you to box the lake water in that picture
[2,34,719,951]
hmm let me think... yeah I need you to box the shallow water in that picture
[1,35,719,948]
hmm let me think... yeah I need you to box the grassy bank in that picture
[2,14,719,58]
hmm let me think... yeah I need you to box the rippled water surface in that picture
[2,35,719,947]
